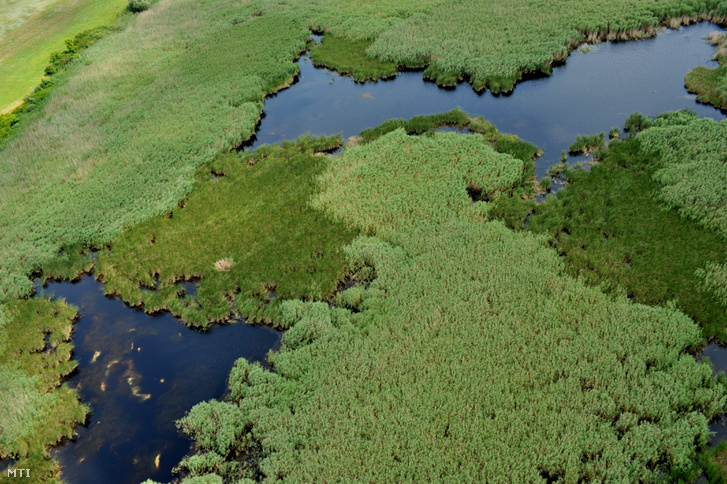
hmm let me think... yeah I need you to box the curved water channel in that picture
[17,21,727,484]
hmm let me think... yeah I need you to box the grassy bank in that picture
[492,111,727,342]
[686,32,727,110]
[0,298,88,483]
[157,122,725,483]
[309,35,399,81]
[0,0,127,113]
[96,136,356,329]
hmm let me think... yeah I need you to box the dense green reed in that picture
[96,136,356,328]
[0,0,311,301]
[0,299,88,482]
[568,132,605,154]
[686,32,727,110]
[160,126,725,483]
[526,135,727,341]
[309,35,398,81]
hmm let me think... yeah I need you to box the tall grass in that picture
[164,125,725,483]
[3,0,726,300]
[0,299,88,482]
[0,0,310,300]
[96,136,356,329]
[686,32,727,110]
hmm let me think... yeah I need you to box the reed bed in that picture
[0,299,88,482]
[3,0,727,300]
[163,123,726,483]
[96,136,356,329]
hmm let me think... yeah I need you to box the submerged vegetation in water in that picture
[96,136,356,329]
[157,120,726,483]
[0,299,88,482]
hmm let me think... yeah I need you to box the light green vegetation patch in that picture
[0,0,127,113]
[0,298,88,483]
[686,32,727,110]
[96,136,356,329]
[309,35,399,81]
[168,128,726,483]
[0,0,312,301]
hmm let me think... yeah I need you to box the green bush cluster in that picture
[171,125,726,483]
[127,0,151,13]
[0,299,88,482]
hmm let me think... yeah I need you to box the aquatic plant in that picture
[0,299,88,482]
[96,136,356,328]
[3,0,726,300]
[686,32,727,110]
[568,132,605,154]
[168,127,725,483]
[527,135,727,341]
[309,34,398,81]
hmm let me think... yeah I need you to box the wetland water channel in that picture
[21,21,727,484]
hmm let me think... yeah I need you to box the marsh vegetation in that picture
[0,298,88,482]
[160,122,726,483]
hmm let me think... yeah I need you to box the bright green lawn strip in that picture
[0,0,127,113]
[0,299,88,483]
[165,127,725,483]
[309,35,398,81]
[96,136,356,329]
[525,136,727,341]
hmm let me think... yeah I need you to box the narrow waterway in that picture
[40,277,280,484]
[253,22,725,176]
[20,21,727,484]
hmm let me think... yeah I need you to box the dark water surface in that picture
[40,277,280,484]
[255,22,725,176]
[29,22,727,484]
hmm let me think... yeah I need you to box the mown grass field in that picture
[0,0,127,112]
[0,298,88,482]
[161,125,726,483]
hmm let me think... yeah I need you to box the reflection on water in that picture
[39,276,280,484]
[254,22,725,176]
